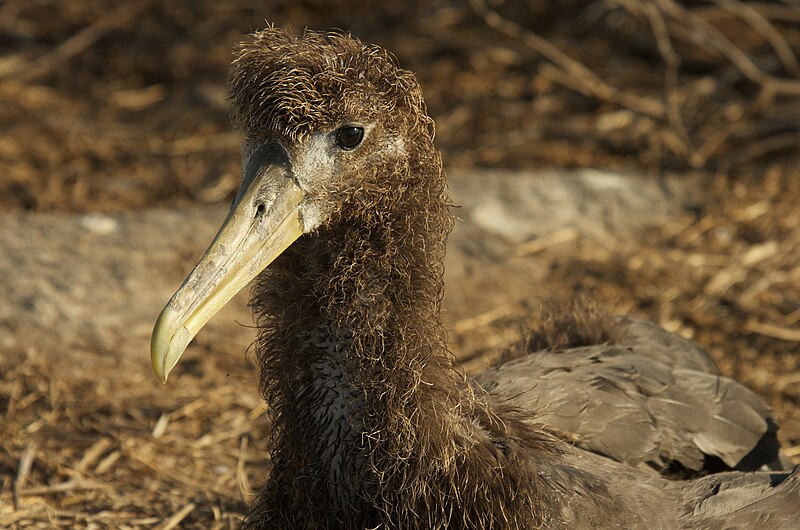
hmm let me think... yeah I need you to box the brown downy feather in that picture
[501,298,623,364]
[234,28,561,529]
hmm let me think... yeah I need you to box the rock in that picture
[0,170,700,363]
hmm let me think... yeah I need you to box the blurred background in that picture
[4,0,800,212]
[1,1,799,528]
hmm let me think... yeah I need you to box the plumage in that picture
[479,317,785,475]
[150,27,798,529]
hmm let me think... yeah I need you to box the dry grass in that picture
[1,0,799,527]
[0,344,266,528]
[3,0,800,211]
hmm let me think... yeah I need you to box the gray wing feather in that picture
[476,318,780,474]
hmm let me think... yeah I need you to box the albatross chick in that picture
[151,28,798,529]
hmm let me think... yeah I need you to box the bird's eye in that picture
[335,126,364,150]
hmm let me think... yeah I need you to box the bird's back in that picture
[537,442,799,529]
[476,317,786,476]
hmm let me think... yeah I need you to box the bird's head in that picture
[151,28,444,382]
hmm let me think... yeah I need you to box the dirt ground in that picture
[1,1,799,528]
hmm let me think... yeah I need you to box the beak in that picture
[151,140,305,383]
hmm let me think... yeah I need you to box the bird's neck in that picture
[248,175,551,528]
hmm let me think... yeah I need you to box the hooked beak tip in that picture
[151,305,187,384]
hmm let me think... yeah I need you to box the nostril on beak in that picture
[255,203,266,217]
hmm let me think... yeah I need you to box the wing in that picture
[475,318,785,476]
[681,465,800,528]
[534,443,799,529]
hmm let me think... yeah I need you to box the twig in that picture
[13,443,37,510]
[455,305,514,334]
[159,503,196,530]
[19,478,107,495]
[169,397,207,421]
[739,3,800,23]
[75,437,114,473]
[656,0,800,95]
[747,320,800,342]
[467,0,665,118]
[152,413,170,439]
[2,0,156,83]
[515,228,579,256]
[94,450,121,474]
[725,130,800,166]
[712,0,800,76]
[694,119,748,164]
[640,1,697,162]
[657,0,765,83]
[237,435,254,505]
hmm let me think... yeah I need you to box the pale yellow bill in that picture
[151,177,305,383]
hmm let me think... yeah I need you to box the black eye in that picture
[335,126,364,149]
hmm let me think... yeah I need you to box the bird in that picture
[150,27,798,529]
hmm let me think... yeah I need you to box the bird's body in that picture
[480,316,785,476]
[151,28,798,529]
